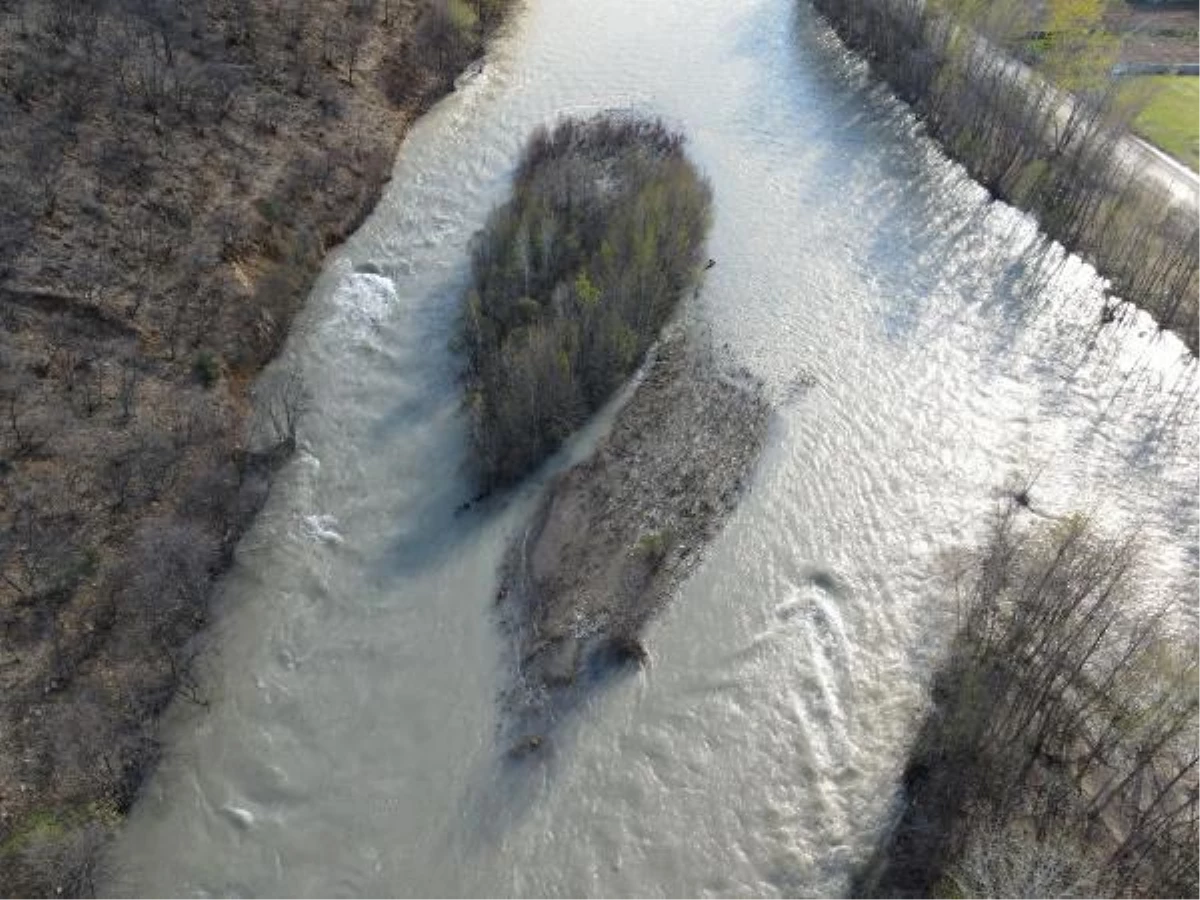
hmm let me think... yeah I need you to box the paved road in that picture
[1126,133,1199,214]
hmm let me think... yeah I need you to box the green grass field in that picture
[1121,75,1199,172]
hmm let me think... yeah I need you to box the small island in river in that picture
[457,114,769,747]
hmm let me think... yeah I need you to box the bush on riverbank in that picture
[812,0,1199,351]
[460,115,713,488]
[854,501,1198,898]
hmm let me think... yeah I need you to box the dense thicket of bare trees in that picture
[407,0,510,89]
[460,116,713,487]
[854,502,1198,898]
[812,0,1199,351]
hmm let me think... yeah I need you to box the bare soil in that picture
[494,332,770,748]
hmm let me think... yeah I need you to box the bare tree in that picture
[950,819,1096,898]
[116,362,140,423]
[120,516,217,654]
[256,365,309,449]
[2,374,48,457]
[856,500,1198,897]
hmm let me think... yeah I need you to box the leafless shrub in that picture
[118,516,218,654]
[950,819,1097,898]
[2,374,49,457]
[255,365,309,449]
[0,490,86,609]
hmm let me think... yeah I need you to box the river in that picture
[103,0,1199,895]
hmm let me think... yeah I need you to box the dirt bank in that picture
[494,331,770,748]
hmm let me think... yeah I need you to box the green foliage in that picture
[254,195,286,225]
[445,0,479,35]
[416,0,514,84]
[634,530,672,564]
[1036,0,1119,95]
[1121,75,1200,172]
[193,351,220,388]
[460,115,713,487]
[0,800,118,856]
[65,546,100,588]
[0,810,65,856]
[475,0,510,28]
